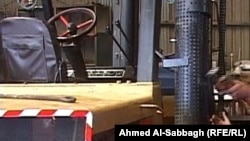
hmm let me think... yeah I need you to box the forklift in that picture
[0,0,163,141]
[1,0,246,140]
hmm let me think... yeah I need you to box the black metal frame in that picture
[41,0,54,21]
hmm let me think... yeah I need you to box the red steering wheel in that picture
[48,7,96,42]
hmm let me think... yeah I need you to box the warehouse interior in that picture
[0,0,250,140]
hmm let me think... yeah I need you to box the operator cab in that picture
[0,0,135,83]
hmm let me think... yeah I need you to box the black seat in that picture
[0,17,67,83]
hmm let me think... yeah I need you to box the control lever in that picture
[155,50,165,59]
[106,26,133,66]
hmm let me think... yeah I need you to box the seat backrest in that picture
[0,17,64,83]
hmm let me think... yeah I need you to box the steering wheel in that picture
[17,0,38,10]
[48,7,96,42]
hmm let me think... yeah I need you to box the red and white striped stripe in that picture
[0,109,93,141]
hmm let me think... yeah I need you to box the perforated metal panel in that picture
[174,0,213,124]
